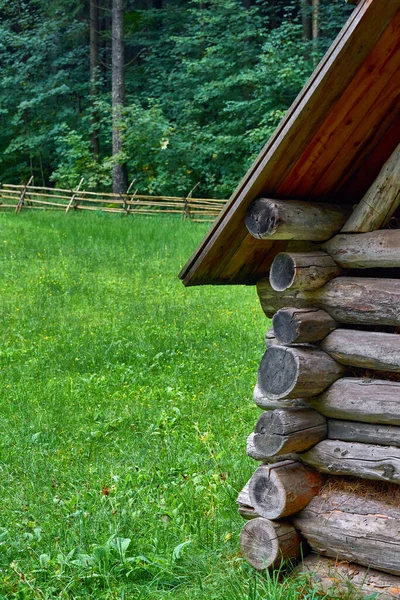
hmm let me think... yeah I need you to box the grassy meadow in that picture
[0,212,343,599]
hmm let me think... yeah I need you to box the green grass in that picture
[0,212,346,599]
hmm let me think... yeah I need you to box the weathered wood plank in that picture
[245,199,349,241]
[294,490,400,576]
[257,277,400,326]
[248,460,324,519]
[240,517,303,571]
[328,419,400,448]
[302,440,400,483]
[320,329,400,372]
[306,378,400,425]
[257,345,345,400]
[342,142,400,233]
[272,307,337,345]
[323,229,400,269]
[252,408,327,457]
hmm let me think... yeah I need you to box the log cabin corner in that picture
[179,0,400,596]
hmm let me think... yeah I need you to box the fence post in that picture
[122,178,137,215]
[183,182,200,221]
[66,177,84,213]
[15,175,34,213]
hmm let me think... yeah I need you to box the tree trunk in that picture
[307,378,400,425]
[328,419,400,448]
[112,0,128,194]
[248,460,324,519]
[90,0,100,158]
[320,329,400,372]
[294,489,400,575]
[323,229,400,268]
[257,345,345,400]
[269,251,341,292]
[272,308,337,345]
[301,0,312,42]
[302,439,400,483]
[341,142,400,233]
[245,198,349,241]
[298,554,400,600]
[240,517,303,571]
[252,408,326,458]
[257,277,400,326]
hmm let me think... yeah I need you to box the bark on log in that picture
[248,460,324,519]
[265,327,278,348]
[252,408,327,457]
[272,307,337,345]
[269,252,341,292]
[257,345,345,400]
[237,480,259,520]
[302,440,400,483]
[257,277,400,326]
[297,554,400,599]
[240,517,303,570]
[341,142,400,233]
[323,229,400,269]
[246,433,298,463]
[306,378,400,425]
[254,383,307,410]
[293,489,400,575]
[328,419,400,448]
[320,329,400,372]
[245,198,349,241]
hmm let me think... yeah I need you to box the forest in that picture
[0,0,352,198]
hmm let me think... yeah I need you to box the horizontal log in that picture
[302,440,400,483]
[254,383,307,410]
[323,229,400,269]
[269,252,342,292]
[240,517,303,570]
[306,378,400,425]
[272,307,337,345]
[257,277,400,326]
[252,408,326,457]
[297,554,400,600]
[341,142,400,233]
[246,433,298,463]
[237,480,259,520]
[257,345,345,400]
[293,489,400,575]
[264,327,278,348]
[320,329,400,372]
[328,419,400,447]
[245,198,349,241]
[248,460,324,519]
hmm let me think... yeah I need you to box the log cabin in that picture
[179,0,400,596]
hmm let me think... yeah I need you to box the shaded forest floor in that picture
[0,212,347,598]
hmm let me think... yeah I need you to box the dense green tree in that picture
[0,0,352,196]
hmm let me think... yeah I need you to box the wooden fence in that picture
[0,181,228,222]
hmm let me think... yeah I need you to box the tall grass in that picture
[0,212,345,599]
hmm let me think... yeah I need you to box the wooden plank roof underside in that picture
[179,0,400,287]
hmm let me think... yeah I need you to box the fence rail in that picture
[0,182,228,222]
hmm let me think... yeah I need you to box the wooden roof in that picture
[179,0,400,286]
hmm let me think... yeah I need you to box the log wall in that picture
[237,186,400,588]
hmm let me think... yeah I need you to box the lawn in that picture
[0,212,337,599]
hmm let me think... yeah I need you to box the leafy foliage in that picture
[0,0,352,195]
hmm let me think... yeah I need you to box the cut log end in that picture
[257,345,344,400]
[240,517,303,571]
[270,252,341,293]
[245,198,279,239]
[249,461,324,519]
[272,307,337,345]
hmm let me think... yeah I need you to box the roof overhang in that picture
[179,0,400,286]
